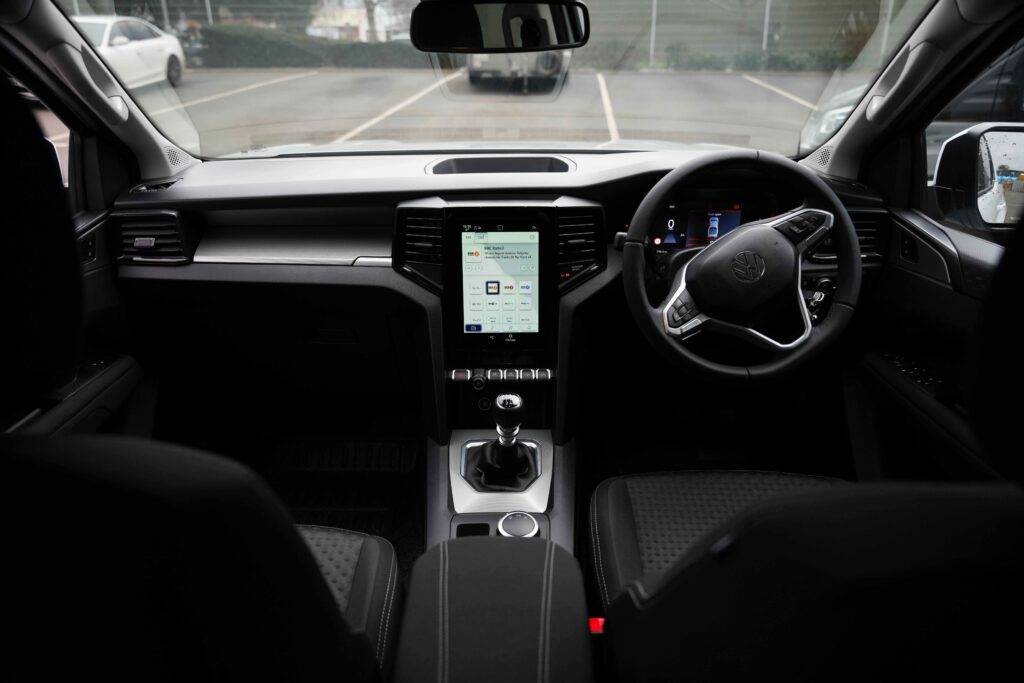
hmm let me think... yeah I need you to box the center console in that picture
[393,197,605,551]
[393,537,592,683]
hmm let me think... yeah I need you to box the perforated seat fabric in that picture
[2,435,400,682]
[299,525,400,672]
[590,470,841,606]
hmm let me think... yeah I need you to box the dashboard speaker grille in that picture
[810,209,886,264]
[394,208,444,292]
[112,210,189,264]
[556,207,606,291]
[164,146,187,168]
[813,146,833,168]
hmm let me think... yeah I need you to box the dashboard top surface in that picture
[118,150,748,208]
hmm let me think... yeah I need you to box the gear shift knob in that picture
[493,393,523,446]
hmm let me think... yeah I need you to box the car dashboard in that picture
[105,150,889,444]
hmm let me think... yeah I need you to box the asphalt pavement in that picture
[121,67,831,158]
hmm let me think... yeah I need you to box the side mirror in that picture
[932,123,1024,229]
[411,0,589,54]
[110,35,130,47]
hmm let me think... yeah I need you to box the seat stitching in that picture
[437,541,444,683]
[544,544,555,683]
[375,544,397,666]
[437,540,449,683]
[536,541,552,683]
[591,485,610,607]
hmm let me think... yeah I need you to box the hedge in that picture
[200,25,855,72]
[201,25,429,68]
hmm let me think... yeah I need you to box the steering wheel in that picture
[623,150,862,381]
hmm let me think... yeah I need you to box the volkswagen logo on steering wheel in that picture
[731,251,766,283]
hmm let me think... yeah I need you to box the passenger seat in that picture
[0,74,398,681]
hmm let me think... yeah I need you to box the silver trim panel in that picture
[449,429,553,514]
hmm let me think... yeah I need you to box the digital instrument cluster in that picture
[651,202,744,249]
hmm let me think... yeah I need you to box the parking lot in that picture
[128,67,830,158]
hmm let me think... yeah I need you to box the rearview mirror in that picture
[411,1,590,54]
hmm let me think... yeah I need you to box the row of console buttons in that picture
[450,368,554,383]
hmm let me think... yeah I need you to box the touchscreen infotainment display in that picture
[461,229,539,334]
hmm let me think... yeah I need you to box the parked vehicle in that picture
[73,15,185,88]
[468,50,569,91]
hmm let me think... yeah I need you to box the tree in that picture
[362,0,379,42]
[363,0,417,42]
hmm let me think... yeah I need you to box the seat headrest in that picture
[0,74,81,420]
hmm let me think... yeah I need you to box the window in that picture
[926,40,1024,180]
[128,21,159,41]
[109,21,131,44]
[75,20,106,47]
[57,0,934,160]
[924,39,1024,236]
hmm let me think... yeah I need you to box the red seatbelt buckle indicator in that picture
[588,617,605,635]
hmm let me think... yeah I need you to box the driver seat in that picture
[591,234,1024,681]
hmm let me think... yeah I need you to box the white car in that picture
[73,16,185,89]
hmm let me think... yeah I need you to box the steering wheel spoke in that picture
[660,263,708,339]
[709,297,813,355]
[768,207,835,256]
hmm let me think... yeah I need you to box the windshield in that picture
[58,1,933,159]
[74,19,107,46]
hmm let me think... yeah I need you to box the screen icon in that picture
[485,280,500,295]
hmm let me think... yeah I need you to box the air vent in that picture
[130,178,179,193]
[113,210,188,264]
[556,207,605,290]
[394,208,444,292]
[810,209,886,263]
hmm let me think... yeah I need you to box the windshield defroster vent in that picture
[113,210,189,264]
[556,207,606,291]
[394,207,444,292]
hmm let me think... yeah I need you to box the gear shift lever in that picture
[463,393,539,492]
[493,393,523,447]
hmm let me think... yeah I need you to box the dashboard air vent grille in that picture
[113,210,188,264]
[810,209,886,263]
[556,207,606,290]
[394,208,444,292]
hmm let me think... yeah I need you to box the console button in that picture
[502,369,520,381]
[535,368,553,381]
[450,369,472,382]
[519,368,535,381]
[498,511,539,538]
[487,369,504,382]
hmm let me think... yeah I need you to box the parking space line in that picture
[332,68,466,144]
[148,70,319,116]
[595,72,620,148]
[741,74,817,110]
